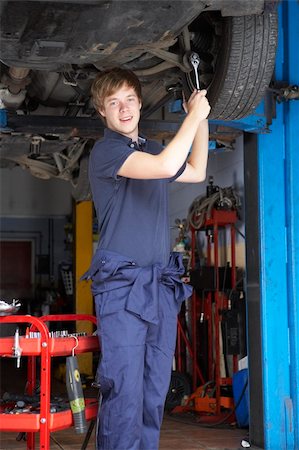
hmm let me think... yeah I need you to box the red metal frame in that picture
[0,314,99,450]
[174,209,239,417]
[199,209,238,415]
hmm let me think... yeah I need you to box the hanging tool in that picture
[66,336,87,434]
[12,327,22,368]
[189,52,201,91]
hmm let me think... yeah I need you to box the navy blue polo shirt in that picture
[89,128,185,267]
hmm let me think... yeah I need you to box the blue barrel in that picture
[232,368,249,427]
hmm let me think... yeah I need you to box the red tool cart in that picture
[0,314,100,450]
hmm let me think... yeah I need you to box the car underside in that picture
[0,1,278,200]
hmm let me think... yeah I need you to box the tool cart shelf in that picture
[0,314,99,450]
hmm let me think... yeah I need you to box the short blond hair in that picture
[91,67,142,111]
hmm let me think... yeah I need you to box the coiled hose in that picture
[187,187,241,230]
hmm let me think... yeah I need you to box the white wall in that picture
[169,134,245,268]
[0,167,72,217]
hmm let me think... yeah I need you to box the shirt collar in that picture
[104,128,147,150]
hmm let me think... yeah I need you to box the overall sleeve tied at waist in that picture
[82,250,193,324]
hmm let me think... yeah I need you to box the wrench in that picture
[189,52,200,91]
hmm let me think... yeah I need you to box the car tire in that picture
[71,154,91,203]
[184,10,278,120]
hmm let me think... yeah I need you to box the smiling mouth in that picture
[120,116,133,122]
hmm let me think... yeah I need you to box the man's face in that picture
[99,83,142,141]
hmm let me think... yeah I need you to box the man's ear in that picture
[139,100,142,110]
[99,108,106,118]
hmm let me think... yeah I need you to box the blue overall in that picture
[84,249,192,450]
[85,128,191,449]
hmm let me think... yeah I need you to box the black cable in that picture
[234,225,245,240]
[202,378,248,427]
[167,378,248,429]
[50,435,65,449]
[81,418,96,450]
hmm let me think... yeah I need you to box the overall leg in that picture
[141,286,179,450]
[95,290,148,450]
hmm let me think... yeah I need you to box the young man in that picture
[85,67,210,450]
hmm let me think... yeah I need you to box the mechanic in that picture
[84,67,210,450]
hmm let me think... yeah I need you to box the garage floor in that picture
[0,417,247,450]
[0,359,248,450]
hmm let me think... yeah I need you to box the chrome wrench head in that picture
[189,52,200,90]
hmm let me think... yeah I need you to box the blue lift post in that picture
[169,2,299,446]
[257,1,299,449]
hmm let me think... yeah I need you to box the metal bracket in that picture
[269,84,299,102]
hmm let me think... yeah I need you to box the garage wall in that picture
[169,134,245,268]
[0,215,71,291]
[0,167,72,217]
[0,167,73,305]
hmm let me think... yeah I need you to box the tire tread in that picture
[209,11,278,120]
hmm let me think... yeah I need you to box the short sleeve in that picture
[145,140,186,183]
[90,139,135,180]
[168,162,187,183]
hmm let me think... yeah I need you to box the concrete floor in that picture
[0,416,248,450]
[0,359,249,450]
